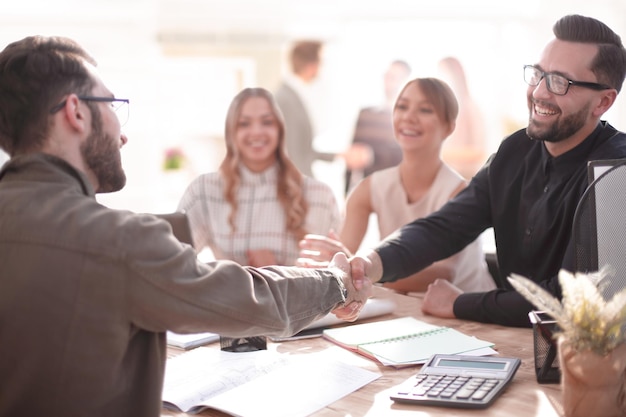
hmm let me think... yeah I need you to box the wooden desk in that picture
[162,286,564,417]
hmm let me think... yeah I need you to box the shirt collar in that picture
[0,153,95,197]
[541,123,603,176]
[284,72,310,96]
[239,163,279,185]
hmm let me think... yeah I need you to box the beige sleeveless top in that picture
[370,165,495,292]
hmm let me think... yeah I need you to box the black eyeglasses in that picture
[49,96,130,126]
[523,65,612,96]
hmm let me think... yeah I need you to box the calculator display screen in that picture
[437,359,506,370]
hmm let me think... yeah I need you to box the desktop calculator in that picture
[390,354,521,409]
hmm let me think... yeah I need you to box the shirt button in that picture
[543,186,549,193]
[525,228,532,236]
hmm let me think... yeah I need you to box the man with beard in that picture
[0,36,370,417]
[334,14,626,327]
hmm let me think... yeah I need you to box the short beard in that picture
[526,102,590,143]
[80,105,126,193]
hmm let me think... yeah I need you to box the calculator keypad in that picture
[391,355,520,409]
[397,374,501,403]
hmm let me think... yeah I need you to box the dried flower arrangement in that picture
[508,267,626,356]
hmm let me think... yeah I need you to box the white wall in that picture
[1,0,625,213]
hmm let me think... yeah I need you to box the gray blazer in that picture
[0,153,346,417]
[274,82,334,177]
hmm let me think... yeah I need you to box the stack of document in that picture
[167,297,397,348]
[323,317,496,367]
[269,297,396,341]
[166,331,219,350]
[162,347,380,416]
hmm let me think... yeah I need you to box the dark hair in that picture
[553,15,626,93]
[0,36,97,156]
[397,78,459,129]
[289,41,322,75]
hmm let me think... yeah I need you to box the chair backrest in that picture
[154,212,194,246]
[573,159,626,300]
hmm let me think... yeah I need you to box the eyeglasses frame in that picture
[49,96,129,126]
[523,65,612,96]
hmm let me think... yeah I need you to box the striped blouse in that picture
[177,163,340,266]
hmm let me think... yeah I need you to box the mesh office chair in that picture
[530,160,626,384]
[573,159,626,300]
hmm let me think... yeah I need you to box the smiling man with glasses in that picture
[523,64,613,96]
[349,14,626,328]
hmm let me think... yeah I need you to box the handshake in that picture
[297,233,383,323]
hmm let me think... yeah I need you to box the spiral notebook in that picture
[323,317,495,367]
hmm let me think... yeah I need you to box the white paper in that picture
[166,331,219,349]
[162,347,380,416]
[300,297,396,330]
[375,345,499,368]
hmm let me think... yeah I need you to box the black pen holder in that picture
[528,311,561,384]
[220,336,267,352]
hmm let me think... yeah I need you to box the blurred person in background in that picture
[274,40,335,178]
[437,56,489,180]
[178,87,340,267]
[344,59,411,194]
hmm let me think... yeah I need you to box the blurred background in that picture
[1,0,625,214]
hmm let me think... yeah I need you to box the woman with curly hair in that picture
[178,87,340,267]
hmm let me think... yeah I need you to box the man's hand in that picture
[349,249,383,290]
[343,143,374,170]
[297,231,350,268]
[329,252,372,321]
[421,278,462,318]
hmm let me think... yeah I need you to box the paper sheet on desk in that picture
[162,347,380,417]
[303,297,396,329]
[269,297,396,342]
[373,346,499,368]
[166,331,219,350]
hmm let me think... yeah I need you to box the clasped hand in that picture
[328,252,372,322]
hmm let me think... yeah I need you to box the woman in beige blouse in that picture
[298,78,495,293]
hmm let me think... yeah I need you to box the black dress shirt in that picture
[376,122,626,327]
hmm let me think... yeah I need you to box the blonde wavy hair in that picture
[220,87,309,240]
